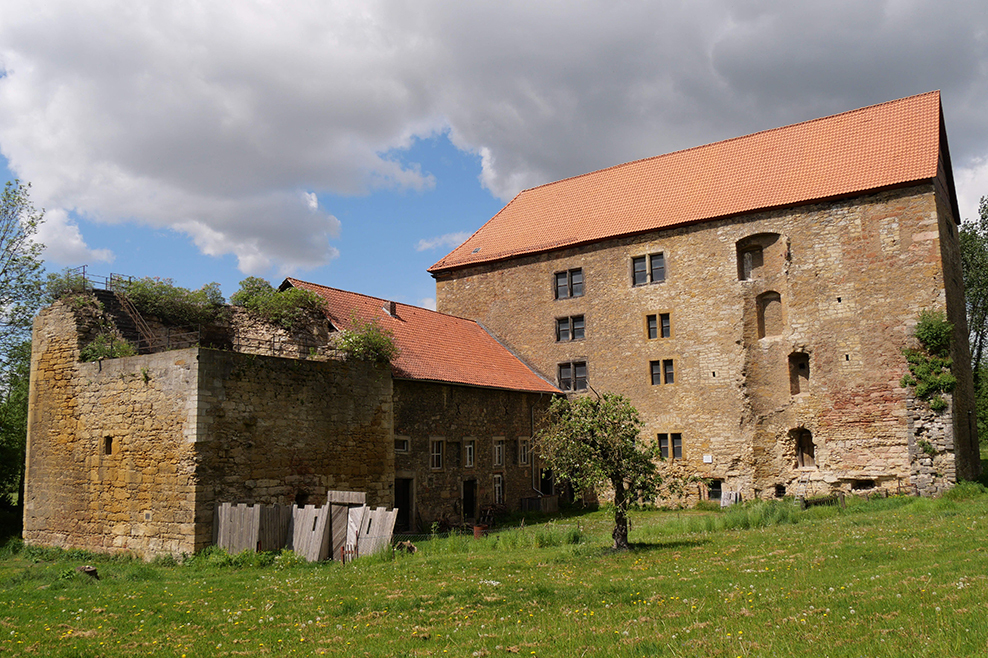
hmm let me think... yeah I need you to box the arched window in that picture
[736,233,782,280]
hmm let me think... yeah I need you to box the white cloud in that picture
[415,231,471,252]
[1,0,987,273]
[35,208,114,265]
[418,297,436,311]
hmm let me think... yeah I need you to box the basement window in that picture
[774,484,786,498]
[851,479,876,490]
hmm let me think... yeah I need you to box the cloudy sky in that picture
[1,0,986,308]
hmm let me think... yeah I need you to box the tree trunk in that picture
[612,480,629,550]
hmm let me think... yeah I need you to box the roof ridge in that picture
[513,90,941,197]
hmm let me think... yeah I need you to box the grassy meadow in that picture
[2,488,988,657]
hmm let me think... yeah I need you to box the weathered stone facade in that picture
[24,301,393,556]
[393,380,553,529]
[434,182,979,500]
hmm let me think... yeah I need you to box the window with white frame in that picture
[518,439,530,465]
[394,437,410,453]
[493,439,505,467]
[430,439,444,470]
[464,440,475,468]
[493,474,504,504]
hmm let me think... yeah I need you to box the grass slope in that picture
[2,489,988,657]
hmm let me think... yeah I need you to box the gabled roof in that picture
[284,278,560,394]
[430,91,947,273]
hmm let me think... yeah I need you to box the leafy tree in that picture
[534,392,663,550]
[0,341,30,507]
[961,197,988,439]
[0,181,45,365]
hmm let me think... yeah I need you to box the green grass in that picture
[3,493,988,656]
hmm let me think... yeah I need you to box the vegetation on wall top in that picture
[334,314,399,363]
[230,277,326,329]
[119,277,225,327]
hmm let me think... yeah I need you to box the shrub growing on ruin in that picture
[335,315,399,363]
[901,309,956,412]
[80,334,137,361]
[120,277,225,327]
[231,277,326,329]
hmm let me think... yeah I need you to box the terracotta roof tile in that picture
[430,91,943,272]
[285,278,560,394]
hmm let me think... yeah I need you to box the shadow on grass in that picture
[624,538,711,552]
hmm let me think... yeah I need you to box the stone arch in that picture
[757,291,783,338]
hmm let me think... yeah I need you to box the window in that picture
[650,360,675,385]
[708,479,722,501]
[518,439,530,466]
[556,315,585,341]
[493,439,505,467]
[430,439,444,470]
[464,440,475,468]
[632,253,665,286]
[554,268,584,299]
[646,313,671,339]
[757,291,783,338]
[104,436,113,456]
[657,433,683,460]
[558,361,588,391]
[493,474,504,504]
[394,437,410,453]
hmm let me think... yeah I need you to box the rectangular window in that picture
[650,359,675,384]
[518,439,530,466]
[556,315,585,341]
[650,253,665,282]
[554,268,584,299]
[632,253,666,285]
[430,439,444,470]
[493,474,504,504]
[493,439,505,467]
[646,313,671,339]
[394,437,410,453]
[658,433,683,460]
[660,313,671,338]
[559,361,588,391]
[647,314,657,339]
[464,440,475,468]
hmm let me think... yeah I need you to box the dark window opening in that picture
[851,479,876,490]
[559,361,588,391]
[774,484,786,498]
[647,314,657,339]
[554,268,584,299]
[708,479,722,500]
[556,315,585,341]
[736,233,780,280]
[104,436,113,456]
[789,352,810,395]
[738,247,763,280]
[294,491,310,506]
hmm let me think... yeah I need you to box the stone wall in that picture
[24,301,394,556]
[393,380,552,529]
[435,183,979,500]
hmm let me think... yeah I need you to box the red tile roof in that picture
[284,278,560,394]
[430,91,945,273]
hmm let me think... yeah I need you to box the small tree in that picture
[534,392,662,550]
[231,277,326,329]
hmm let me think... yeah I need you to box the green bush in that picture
[231,277,326,329]
[914,309,953,358]
[901,310,956,412]
[120,277,225,326]
[80,333,137,361]
[336,315,399,363]
[44,269,89,303]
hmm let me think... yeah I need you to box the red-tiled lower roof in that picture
[285,278,559,394]
[430,91,944,273]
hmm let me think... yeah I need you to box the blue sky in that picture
[2,1,988,312]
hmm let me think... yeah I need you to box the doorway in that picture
[462,479,477,522]
[395,478,413,532]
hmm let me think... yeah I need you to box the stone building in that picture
[283,279,560,530]
[429,91,980,500]
[23,280,558,554]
